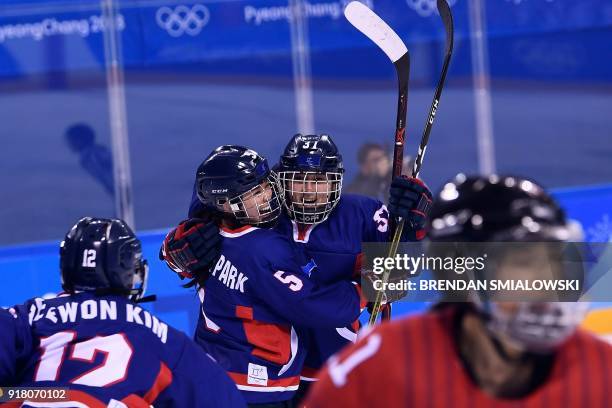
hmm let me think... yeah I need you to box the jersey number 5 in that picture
[373,205,389,233]
[273,271,303,292]
[35,331,133,386]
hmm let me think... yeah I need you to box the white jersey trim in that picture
[336,327,358,343]
[236,384,299,392]
[219,226,259,238]
[198,289,220,333]
[278,326,299,375]
[21,402,90,408]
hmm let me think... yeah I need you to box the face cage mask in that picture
[128,259,149,301]
[482,301,589,354]
[84,257,148,301]
[277,171,343,225]
[222,176,282,227]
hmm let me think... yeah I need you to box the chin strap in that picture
[473,305,535,363]
[459,306,530,372]
[135,294,157,303]
[487,330,531,363]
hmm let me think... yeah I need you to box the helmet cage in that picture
[277,170,343,225]
[482,301,589,353]
[119,239,149,301]
[216,175,282,227]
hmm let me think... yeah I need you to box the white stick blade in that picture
[344,1,407,63]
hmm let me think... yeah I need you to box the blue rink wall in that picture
[1,0,611,246]
[1,183,611,336]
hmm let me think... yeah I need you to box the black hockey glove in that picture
[159,219,221,281]
[388,176,433,240]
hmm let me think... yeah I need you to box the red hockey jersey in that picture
[306,306,612,407]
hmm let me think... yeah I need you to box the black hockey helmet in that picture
[60,217,148,301]
[428,174,587,352]
[428,174,580,242]
[196,145,281,227]
[276,134,344,224]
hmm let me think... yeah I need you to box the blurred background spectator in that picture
[345,142,414,203]
[65,123,115,197]
[345,143,391,201]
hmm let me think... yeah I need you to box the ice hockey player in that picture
[272,134,430,384]
[1,217,246,408]
[177,145,363,406]
[0,307,22,384]
[162,134,432,400]
[306,175,612,407]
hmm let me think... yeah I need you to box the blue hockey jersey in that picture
[1,293,245,408]
[194,225,362,404]
[274,194,393,375]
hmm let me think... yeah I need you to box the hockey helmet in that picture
[196,145,281,227]
[60,217,148,301]
[276,134,344,225]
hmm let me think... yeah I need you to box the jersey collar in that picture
[291,221,317,243]
[219,225,259,238]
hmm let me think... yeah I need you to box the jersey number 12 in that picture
[34,331,133,387]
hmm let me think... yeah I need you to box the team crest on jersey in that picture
[301,259,317,277]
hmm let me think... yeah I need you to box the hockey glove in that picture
[388,176,433,240]
[160,219,222,280]
[362,267,408,307]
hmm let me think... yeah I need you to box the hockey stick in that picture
[374,0,454,325]
[346,0,454,325]
[412,0,454,179]
[344,1,410,324]
[344,1,410,181]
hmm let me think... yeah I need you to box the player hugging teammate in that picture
[161,134,432,406]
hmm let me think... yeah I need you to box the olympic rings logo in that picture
[405,0,457,17]
[155,4,210,37]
